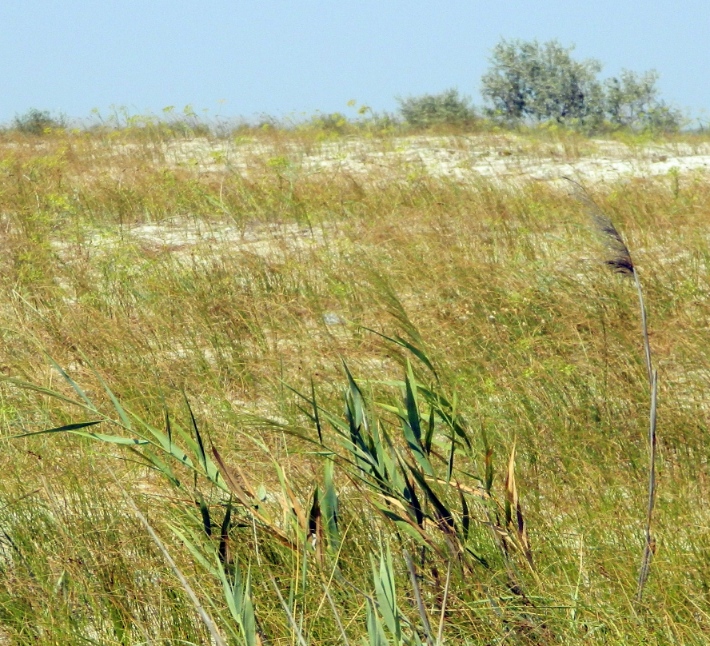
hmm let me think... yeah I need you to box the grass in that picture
[0,125,709,643]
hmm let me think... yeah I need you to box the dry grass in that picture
[1,126,710,644]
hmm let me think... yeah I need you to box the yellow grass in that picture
[1,125,710,644]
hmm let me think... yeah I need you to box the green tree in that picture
[481,39,604,126]
[481,38,681,132]
[604,70,682,131]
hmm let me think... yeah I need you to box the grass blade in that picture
[12,420,102,438]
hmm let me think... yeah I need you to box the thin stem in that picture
[113,473,228,646]
[634,270,653,385]
[269,573,309,646]
[404,550,435,646]
[632,267,658,603]
[324,586,351,646]
[636,368,658,602]
[436,559,453,645]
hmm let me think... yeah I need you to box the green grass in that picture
[0,126,709,643]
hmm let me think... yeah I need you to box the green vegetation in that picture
[7,38,683,138]
[481,40,604,127]
[11,108,66,135]
[0,124,709,644]
[481,39,682,131]
[396,89,477,129]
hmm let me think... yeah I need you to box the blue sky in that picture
[2,1,708,124]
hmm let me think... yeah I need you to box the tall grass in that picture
[566,178,659,603]
[0,126,709,643]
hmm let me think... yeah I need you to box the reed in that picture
[567,178,659,603]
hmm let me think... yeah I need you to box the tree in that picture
[480,38,681,132]
[481,39,604,126]
[397,89,477,129]
[605,70,682,131]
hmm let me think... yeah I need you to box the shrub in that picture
[308,111,350,134]
[397,88,476,129]
[481,39,604,127]
[604,70,682,131]
[12,108,66,135]
[481,38,681,133]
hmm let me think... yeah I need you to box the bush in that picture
[12,108,66,135]
[481,39,604,127]
[307,111,350,134]
[481,38,681,133]
[397,89,477,129]
[604,70,682,131]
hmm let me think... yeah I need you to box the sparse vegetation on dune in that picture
[1,125,710,644]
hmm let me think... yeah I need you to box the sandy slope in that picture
[162,134,710,186]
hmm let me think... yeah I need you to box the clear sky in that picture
[2,1,708,124]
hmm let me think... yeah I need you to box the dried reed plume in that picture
[565,178,658,603]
